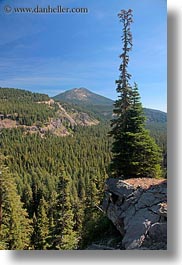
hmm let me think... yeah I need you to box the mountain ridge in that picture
[53,87,167,113]
[53,87,167,123]
[53,87,114,106]
[0,87,167,135]
[0,87,99,136]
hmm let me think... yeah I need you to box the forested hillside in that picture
[0,88,99,136]
[54,88,167,126]
[0,87,167,249]
[0,87,56,126]
[0,124,112,249]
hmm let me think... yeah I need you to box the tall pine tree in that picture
[32,197,49,250]
[50,168,78,250]
[110,9,162,179]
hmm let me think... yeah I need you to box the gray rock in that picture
[148,223,167,243]
[102,178,167,250]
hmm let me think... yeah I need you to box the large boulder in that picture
[102,178,167,250]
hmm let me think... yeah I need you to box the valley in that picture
[0,86,167,250]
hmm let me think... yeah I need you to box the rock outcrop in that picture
[102,178,167,250]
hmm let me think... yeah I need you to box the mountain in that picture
[53,88,167,125]
[0,87,167,136]
[143,108,167,123]
[53,87,113,106]
[143,108,167,134]
[0,87,99,136]
[53,87,114,119]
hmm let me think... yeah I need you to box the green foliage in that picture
[50,169,78,250]
[0,87,57,126]
[0,87,49,101]
[0,117,166,250]
[0,156,31,249]
[110,10,162,179]
[31,198,49,249]
[111,131,162,178]
[0,124,111,249]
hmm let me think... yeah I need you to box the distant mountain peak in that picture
[74,87,88,91]
[69,88,90,101]
[53,87,114,106]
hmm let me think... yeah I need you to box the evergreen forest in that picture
[0,111,166,249]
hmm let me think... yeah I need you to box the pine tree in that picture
[0,156,31,249]
[32,197,49,250]
[110,10,162,179]
[50,168,78,250]
[81,170,101,248]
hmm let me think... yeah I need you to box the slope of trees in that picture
[0,155,31,249]
[0,88,57,126]
[0,124,111,249]
[50,170,78,249]
[109,9,162,179]
[0,120,166,249]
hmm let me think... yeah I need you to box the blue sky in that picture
[0,0,166,111]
